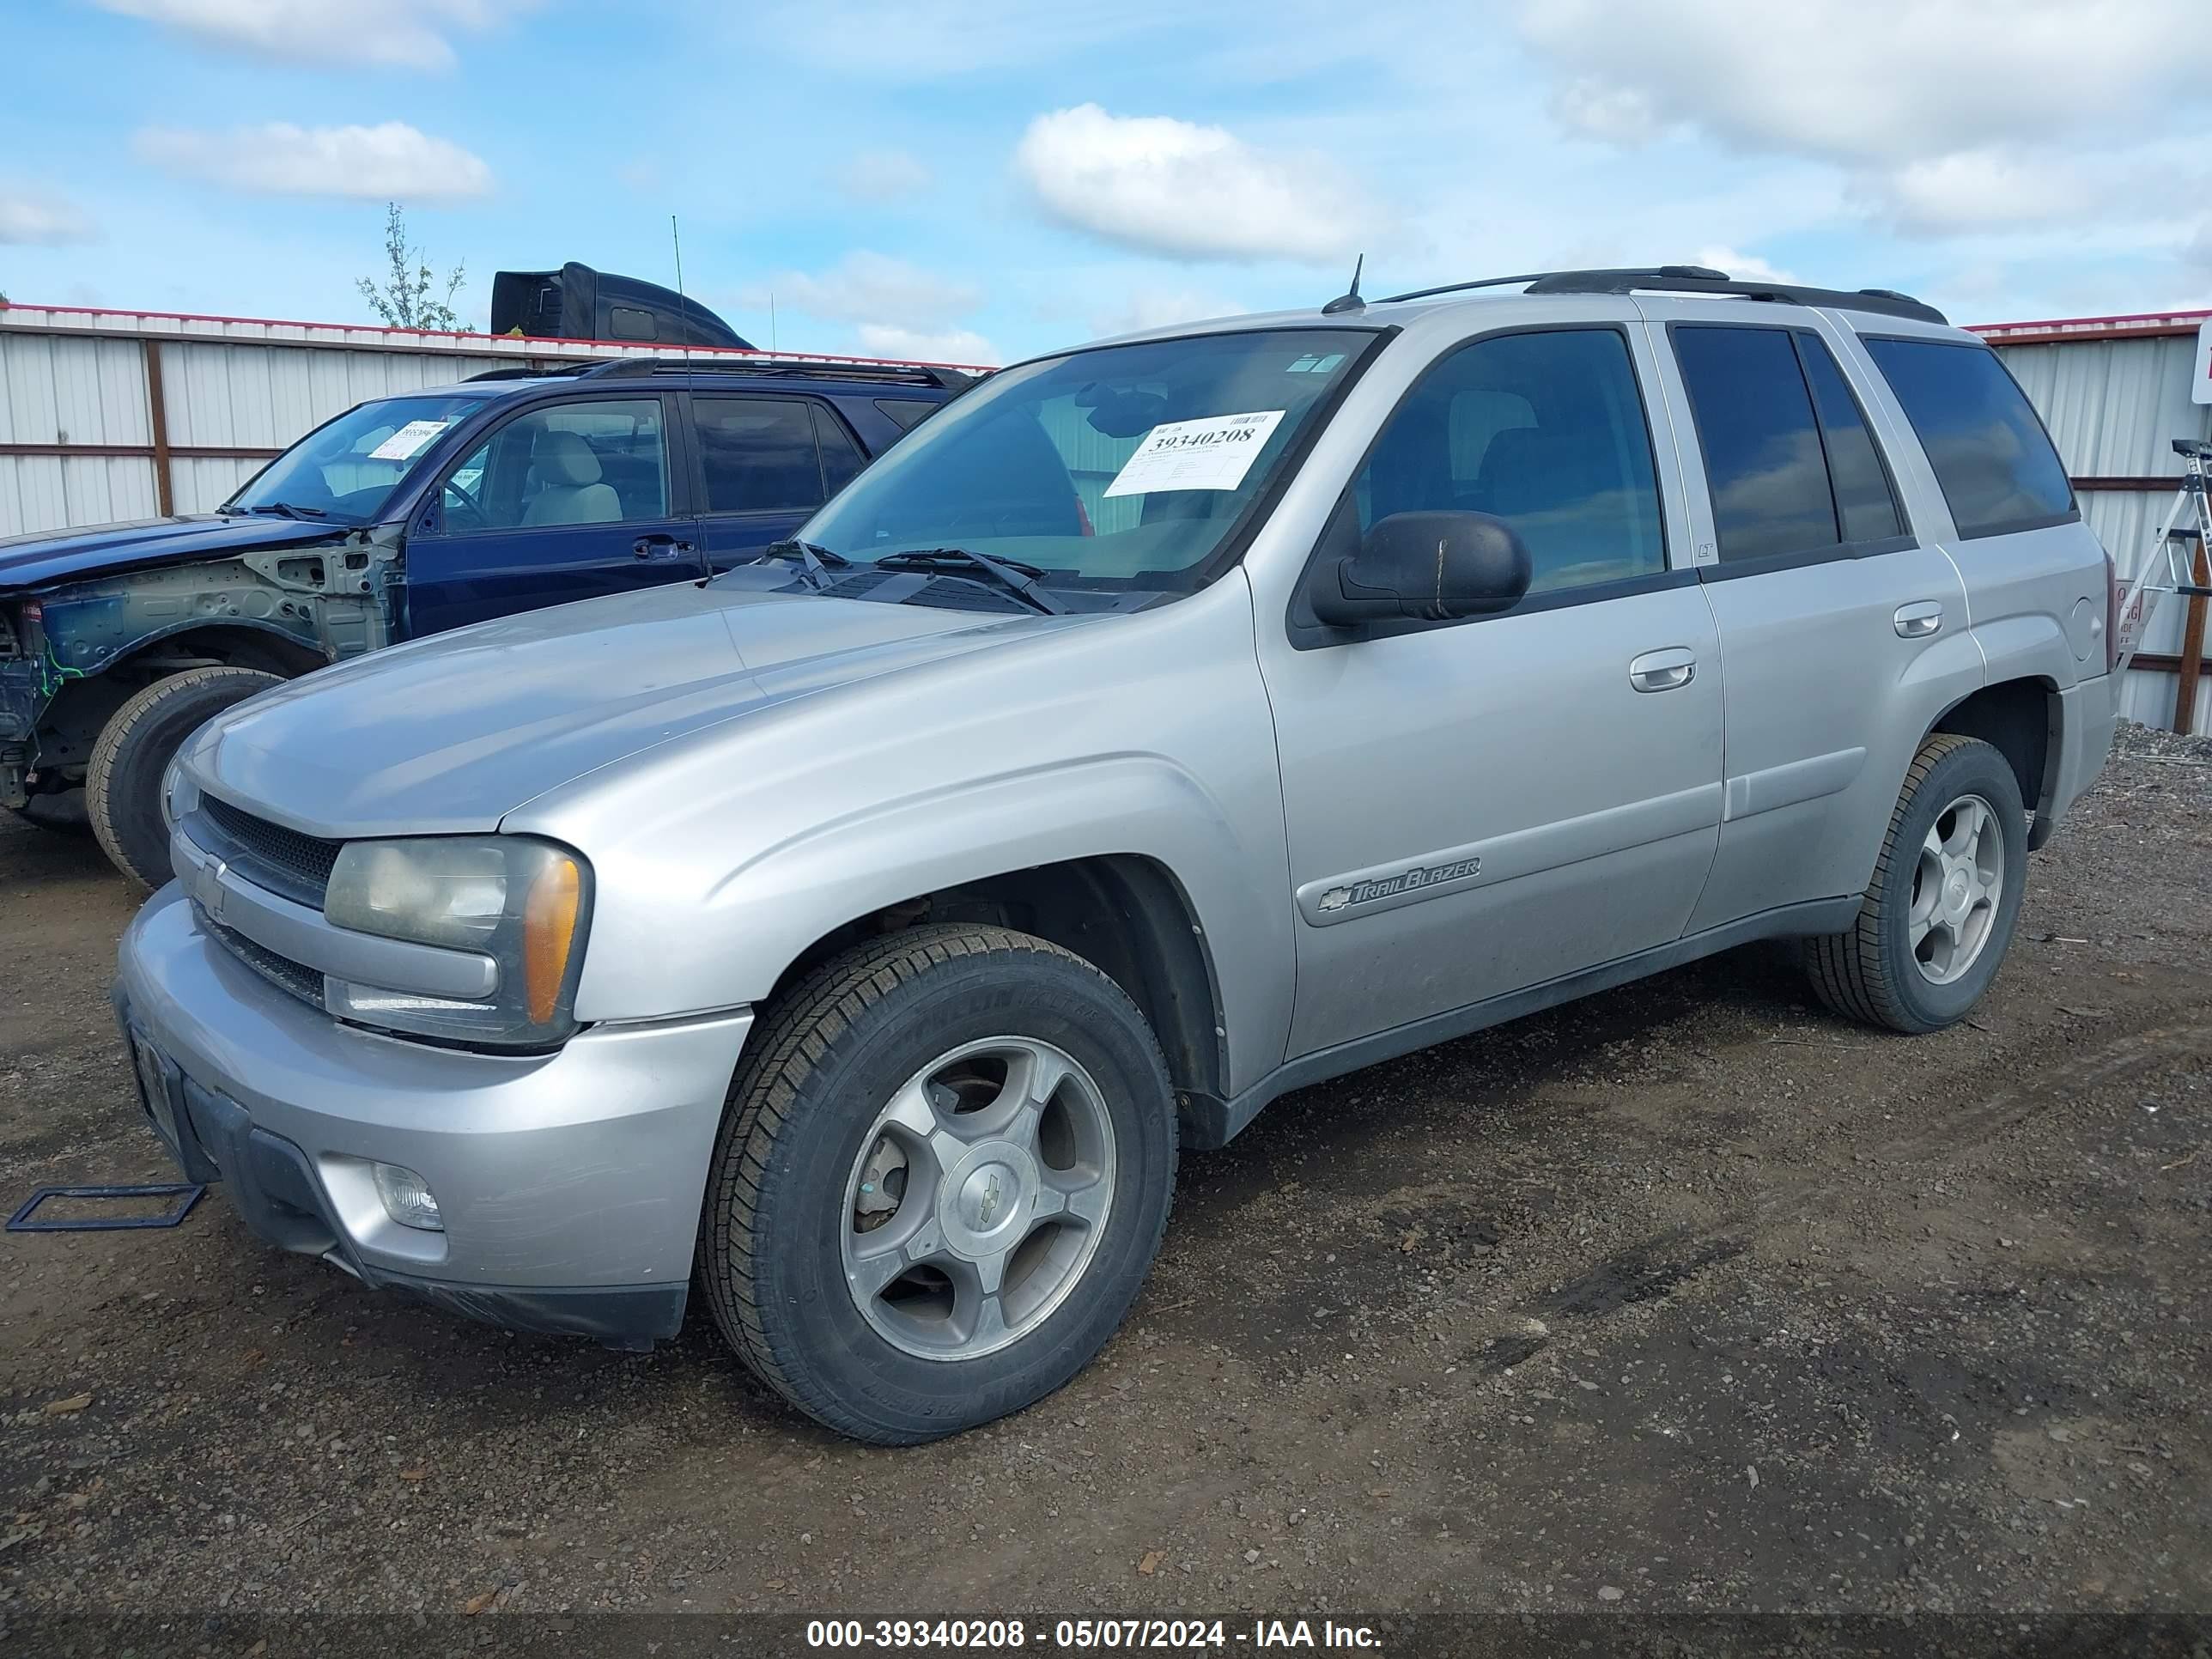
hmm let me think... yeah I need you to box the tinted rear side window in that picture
[695,395,822,514]
[814,406,866,495]
[1673,326,1837,562]
[1863,337,2075,538]
[1797,336,1904,544]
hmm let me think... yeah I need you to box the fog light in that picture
[371,1162,443,1231]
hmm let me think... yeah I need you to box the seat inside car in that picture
[523,430,623,526]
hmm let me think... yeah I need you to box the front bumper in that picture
[114,884,752,1347]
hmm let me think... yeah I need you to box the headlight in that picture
[161,758,201,832]
[322,836,590,1048]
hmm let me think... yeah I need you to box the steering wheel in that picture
[441,478,489,532]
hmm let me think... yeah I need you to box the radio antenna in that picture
[671,214,691,360]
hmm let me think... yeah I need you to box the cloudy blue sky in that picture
[3,0,2206,365]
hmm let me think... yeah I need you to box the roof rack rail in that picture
[465,356,980,389]
[1379,266,1948,325]
[575,356,977,390]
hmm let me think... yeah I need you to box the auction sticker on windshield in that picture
[368,419,453,461]
[1103,410,1285,497]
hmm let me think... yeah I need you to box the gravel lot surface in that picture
[3,730,2209,1650]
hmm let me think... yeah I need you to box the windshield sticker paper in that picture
[368,419,453,462]
[1103,410,1285,497]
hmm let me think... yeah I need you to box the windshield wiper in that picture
[757,538,851,592]
[245,502,329,520]
[872,548,1066,616]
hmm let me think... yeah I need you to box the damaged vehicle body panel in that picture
[1,352,969,881]
[1,527,400,806]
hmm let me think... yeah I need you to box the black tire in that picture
[87,666,283,888]
[5,789,91,836]
[1802,733,2028,1034]
[700,924,1178,1444]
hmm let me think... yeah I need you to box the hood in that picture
[185,580,1098,837]
[0,514,347,592]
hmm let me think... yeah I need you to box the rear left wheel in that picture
[699,924,1178,1444]
[1802,733,2028,1033]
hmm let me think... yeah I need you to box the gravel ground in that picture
[3,731,2209,1650]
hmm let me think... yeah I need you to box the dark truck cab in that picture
[491,262,754,350]
[0,353,971,884]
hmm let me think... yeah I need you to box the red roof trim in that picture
[1971,306,2212,336]
[0,300,997,371]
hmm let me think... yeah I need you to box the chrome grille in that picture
[193,795,343,908]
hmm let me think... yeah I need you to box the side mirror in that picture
[1309,511,1532,627]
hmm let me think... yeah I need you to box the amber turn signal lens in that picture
[522,855,582,1024]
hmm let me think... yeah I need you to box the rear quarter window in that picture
[874,398,939,432]
[1863,337,2075,538]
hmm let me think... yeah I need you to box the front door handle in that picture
[633,533,695,561]
[1629,647,1697,693]
[1893,600,1943,638]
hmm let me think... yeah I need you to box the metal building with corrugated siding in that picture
[0,302,967,539]
[1978,307,2212,732]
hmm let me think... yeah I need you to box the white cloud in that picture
[856,324,998,364]
[736,253,994,364]
[93,0,530,71]
[0,190,99,246]
[743,252,979,326]
[835,149,933,204]
[752,0,1178,80]
[1015,104,1378,264]
[1518,0,2196,238]
[1550,79,1662,147]
[1869,149,2093,237]
[1521,0,2189,166]
[1691,246,1798,287]
[133,122,493,201]
[1089,284,1247,339]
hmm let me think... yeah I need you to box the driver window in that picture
[439,398,669,532]
[1354,329,1666,595]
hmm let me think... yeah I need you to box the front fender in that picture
[510,574,1297,1096]
[562,752,1292,1098]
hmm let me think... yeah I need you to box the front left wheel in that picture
[699,925,1178,1444]
[86,666,283,888]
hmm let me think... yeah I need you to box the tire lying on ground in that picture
[1802,732,2028,1034]
[88,666,283,888]
[699,924,1179,1444]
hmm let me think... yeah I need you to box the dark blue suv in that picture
[0,356,970,884]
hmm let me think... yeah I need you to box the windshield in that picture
[783,328,1376,594]
[228,393,480,526]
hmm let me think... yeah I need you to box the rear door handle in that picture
[633,533,695,561]
[1628,647,1697,692]
[1893,600,1943,638]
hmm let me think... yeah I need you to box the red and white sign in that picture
[2196,318,2212,406]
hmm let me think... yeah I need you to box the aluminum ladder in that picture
[2112,438,2212,678]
